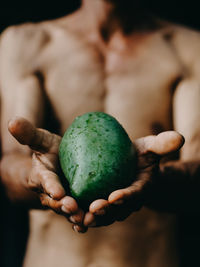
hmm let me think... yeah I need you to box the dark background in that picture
[1,1,200,267]
[1,1,200,33]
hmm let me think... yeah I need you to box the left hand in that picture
[8,117,87,233]
[84,131,184,228]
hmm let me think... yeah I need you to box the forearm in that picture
[146,160,200,213]
[0,152,40,208]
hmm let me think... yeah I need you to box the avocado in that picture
[59,112,137,210]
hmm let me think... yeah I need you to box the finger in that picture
[40,194,80,217]
[108,187,138,204]
[134,131,184,156]
[89,199,110,215]
[32,155,65,199]
[84,212,96,227]
[85,202,139,227]
[61,196,79,215]
[30,153,66,202]
[68,209,85,225]
[40,169,66,200]
[84,211,115,228]
[40,194,86,229]
[108,172,150,204]
[40,194,63,213]
[72,224,88,233]
[8,116,61,153]
[29,173,65,201]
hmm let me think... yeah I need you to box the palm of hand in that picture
[8,117,86,233]
[83,132,184,228]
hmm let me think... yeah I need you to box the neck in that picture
[81,0,114,30]
[81,0,158,40]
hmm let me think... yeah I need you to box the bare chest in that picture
[41,32,183,139]
[27,31,183,267]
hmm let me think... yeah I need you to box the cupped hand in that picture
[8,117,87,233]
[84,131,185,228]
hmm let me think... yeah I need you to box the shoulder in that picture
[0,22,51,66]
[170,24,200,51]
[161,23,200,70]
[1,21,51,48]
[159,21,200,46]
[0,22,53,78]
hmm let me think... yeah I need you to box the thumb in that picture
[8,116,61,153]
[134,131,185,156]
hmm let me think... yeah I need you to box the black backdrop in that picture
[0,1,81,32]
[0,1,200,33]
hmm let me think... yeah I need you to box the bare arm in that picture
[146,25,200,212]
[0,26,86,232]
[151,27,200,212]
[0,25,45,202]
[0,26,45,204]
[148,78,200,212]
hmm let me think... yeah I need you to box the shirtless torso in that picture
[1,1,200,266]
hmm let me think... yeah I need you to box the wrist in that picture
[1,153,40,208]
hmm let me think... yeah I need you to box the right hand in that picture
[84,131,184,228]
[8,117,87,233]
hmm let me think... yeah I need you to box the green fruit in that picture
[59,112,137,210]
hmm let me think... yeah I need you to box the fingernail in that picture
[69,215,78,224]
[73,225,79,233]
[61,205,71,214]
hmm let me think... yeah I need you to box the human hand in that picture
[84,131,184,227]
[8,117,87,233]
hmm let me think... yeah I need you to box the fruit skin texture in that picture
[59,112,137,210]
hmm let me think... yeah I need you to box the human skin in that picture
[1,0,200,266]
